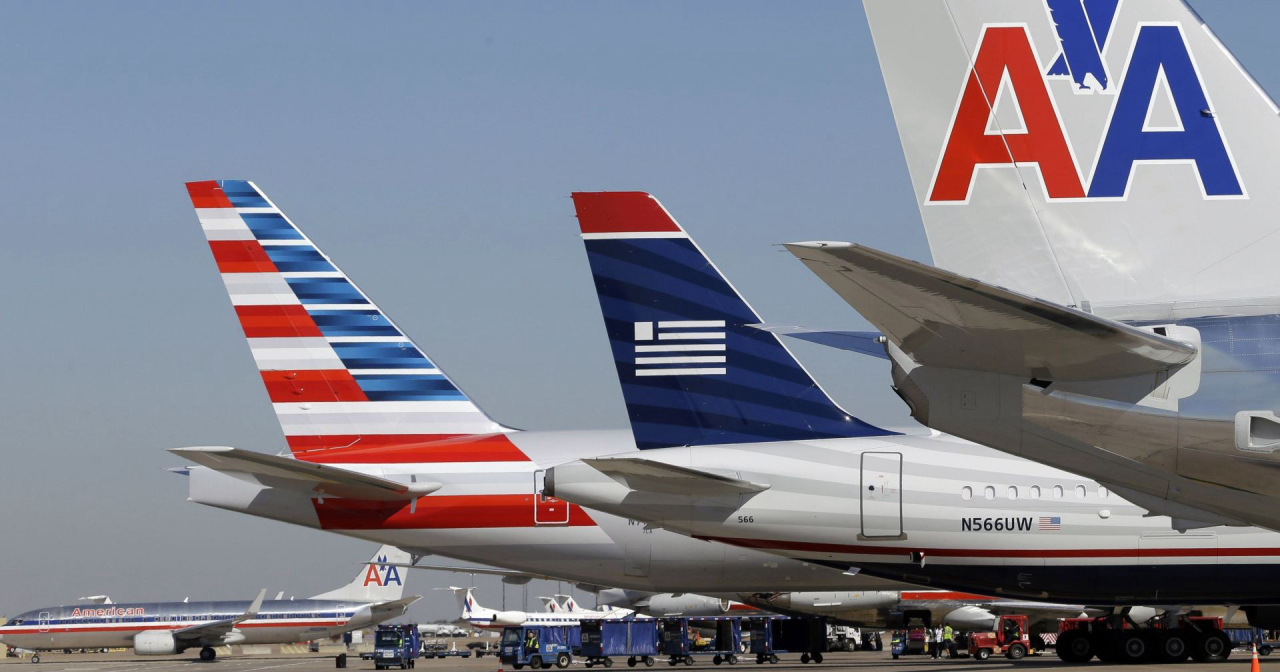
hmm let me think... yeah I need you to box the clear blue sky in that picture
[0,1,1272,621]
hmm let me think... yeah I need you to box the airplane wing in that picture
[169,446,441,502]
[583,457,770,496]
[783,242,1196,381]
[171,589,267,645]
[750,325,889,360]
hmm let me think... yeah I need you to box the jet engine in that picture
[941,606,997,631]
[133,630,182,655]
[643,594,734,617]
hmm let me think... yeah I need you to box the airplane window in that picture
[1053,485,1063,499]
[1075,485,1086,499]
[1098,486,1109,498]
[983,486,995,500]
[1030,485,1041,499]
[961,486,972,500]
[1007,486,1018,500]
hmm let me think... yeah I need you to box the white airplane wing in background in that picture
[784,242,1196,381]
[170,446,441,502]
[391,562,609,593]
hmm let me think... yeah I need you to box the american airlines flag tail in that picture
[571,191,892,450]
[186,181,510,457]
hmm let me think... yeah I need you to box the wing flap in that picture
[169,447,440,501]
[783,242,1196,381]
[583,457,769,496]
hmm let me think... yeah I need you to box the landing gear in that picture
[30,655,40,664]
[1191,629,1231,663]
[811,653,823,664]
[199,647,217,662]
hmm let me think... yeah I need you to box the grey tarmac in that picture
[1,651,1272,672]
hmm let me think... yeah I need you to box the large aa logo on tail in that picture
[929,0,1244,203]
[363,555,403,587]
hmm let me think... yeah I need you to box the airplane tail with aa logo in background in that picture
[310,544,410,603]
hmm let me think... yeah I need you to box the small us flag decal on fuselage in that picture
[634,321,726,376]
[1039,516,1061,531]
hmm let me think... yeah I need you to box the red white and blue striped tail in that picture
[185,180,510,460]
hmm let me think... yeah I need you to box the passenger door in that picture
[860,452,904,539]
[533,469,570,525]
[37,612,49,633]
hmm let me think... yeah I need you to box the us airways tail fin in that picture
[863,0,1280,309]
[185,181,512,461]
[571,192,891,450]
[310,545,410,603]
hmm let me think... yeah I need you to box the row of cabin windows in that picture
[960,484,1108,501]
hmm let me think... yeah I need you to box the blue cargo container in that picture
[499,625,575,669]
[660,617,743,666]
[747,617,826,664]
[580,618,660,667]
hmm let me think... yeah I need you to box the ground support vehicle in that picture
[746,617,826,665]
[1226,628,1274,655]
[581,619,660,668]
[1055,614,1231,665]
[968,615,1034,662]
[499,626,574,670]
[369,625,420,670]
[826,626,859,652]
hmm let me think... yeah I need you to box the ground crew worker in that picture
[930,628,940,659]
[943,625,955,658]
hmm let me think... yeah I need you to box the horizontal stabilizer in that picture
[584,457,769,496]
[784,242,1196,381]
[169,446,441,501]
[751,324,889,360]
[369,596,422,619]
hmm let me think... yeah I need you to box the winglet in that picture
[241,589,268,622]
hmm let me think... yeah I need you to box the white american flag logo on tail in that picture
[1039,516,1062,531]
[634,321,726,376]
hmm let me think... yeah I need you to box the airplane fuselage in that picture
[548,430,1280,607]
[0,599,385,653]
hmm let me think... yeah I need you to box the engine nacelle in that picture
[941,606,997,631]
[1244,606,1280,629]
[644,594,733,617]
[134,630,181,656]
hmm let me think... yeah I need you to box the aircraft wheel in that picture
[556,653,571,669]
[1055,631,1093,663]
[812,653,822,664]
[799,653,809,664]
[200,647,217,662]
[604,658,614,668]
[1191,630,1231,663]
[1156,631,1190,664]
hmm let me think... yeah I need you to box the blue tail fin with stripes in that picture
[572,191,892,450]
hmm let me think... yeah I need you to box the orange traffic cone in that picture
[1253,643,1262,672]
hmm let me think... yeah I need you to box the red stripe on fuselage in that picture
[291,433,530,463]
[187,181,234,209]
[236,305,323,338]
[696,536,1280,560]
[262,370,368,403]
[209,240,278,273]
[314,494,594,530]
[900,591,993,602]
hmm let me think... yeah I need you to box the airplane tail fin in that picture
[571,192,891,450]
[449,587,491,620]
[863,0,1280,309]
[538,597,561,613]
[557,595,580,612]
[184,180,512,462]
[310,545,410,603]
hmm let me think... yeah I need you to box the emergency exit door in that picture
[534,469,570,525]
[860,452,903,539]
